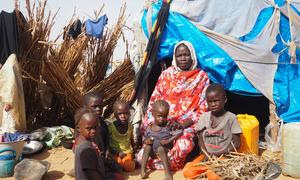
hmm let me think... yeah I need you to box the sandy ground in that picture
[3,147,298,180]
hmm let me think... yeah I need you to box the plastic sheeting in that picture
[170,0,270,37]
[138,0,300,122]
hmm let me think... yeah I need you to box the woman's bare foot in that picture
[165,172,173,180]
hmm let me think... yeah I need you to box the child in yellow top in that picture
[108,100,135,172]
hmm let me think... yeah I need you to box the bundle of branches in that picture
[60,35,89,78]
[16,0,57,128]
[89,59,134,106]
[41,34,89,114]
[195,152,269,179]
[43,4,129,114]
[83,6,127,91]
[43,58,82,113]
[16,0,134,129]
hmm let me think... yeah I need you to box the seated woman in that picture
[137,41,210,170]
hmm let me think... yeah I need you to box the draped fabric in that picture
[0,54,26,133]
[136,0,300,123]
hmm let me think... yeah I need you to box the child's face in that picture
[206,90,227,115]
[153,107,168,126]
[114,104,130,125]
[87,97,103,119]
[78,114,98,140]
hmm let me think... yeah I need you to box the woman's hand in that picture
[168,121,183,131]
[180,118,193,129]
[4,104,12,112]
[144,137,153,145]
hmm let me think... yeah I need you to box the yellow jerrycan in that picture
[237,114,259,155]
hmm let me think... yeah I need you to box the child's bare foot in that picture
[67,168,75,177]
[141,170,148,179]
[165,172,173,180]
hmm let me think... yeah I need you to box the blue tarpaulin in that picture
[140,0,300,123]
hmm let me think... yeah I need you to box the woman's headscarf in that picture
[172,41,198,71]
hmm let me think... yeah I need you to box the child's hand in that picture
[118,152,126,159]
[160,139,169,145]
[144,137,153,145]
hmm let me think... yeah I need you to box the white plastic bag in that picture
[265,120,283,152]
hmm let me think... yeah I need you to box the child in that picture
[195,83,242,158]
[108,100,136,172]
[82,91,109,158]
[141,100,182,180]
[74,107,123,180]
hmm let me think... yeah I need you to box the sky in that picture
[1,0,145,60]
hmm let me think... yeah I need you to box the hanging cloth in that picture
[85,15,108,39]
[0,10,20,65]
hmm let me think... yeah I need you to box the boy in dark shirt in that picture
[74,107,104,180]
[74,107,123,180]
[82,91,109,158]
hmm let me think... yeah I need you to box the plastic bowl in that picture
[22,140,44,155]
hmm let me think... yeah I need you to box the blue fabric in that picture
[3,132,28,142]
[85,15,108,38]
[272,10,300,123]
[141,1,300,122]
[291,4,300,16]
[239,7,274,42]
[141,3,259,95]
[279,13,291,43]
[274,0,286,7]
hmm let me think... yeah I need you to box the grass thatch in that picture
[15,0,134,130]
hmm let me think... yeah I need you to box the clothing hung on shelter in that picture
[85,15,108,39]
[67,19,82,39]
[0,10,21,65]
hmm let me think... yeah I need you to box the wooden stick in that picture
[230,151,246,156]
[201,148,214,162]
[231,141,238,153]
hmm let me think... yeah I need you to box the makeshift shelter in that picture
[0,1,135,131]
[131,0,300,124]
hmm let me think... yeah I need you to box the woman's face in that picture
[175,44,193,71]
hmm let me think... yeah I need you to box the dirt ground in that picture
[3,147,298,180]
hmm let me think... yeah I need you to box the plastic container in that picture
[237,114,259,155]
[282,123,300,178]
[0,148,16,177]
[0,140,25,161]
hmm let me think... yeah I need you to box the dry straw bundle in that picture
[194,152,273,180]
[17,0,57,129]
[16,0,134,130]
